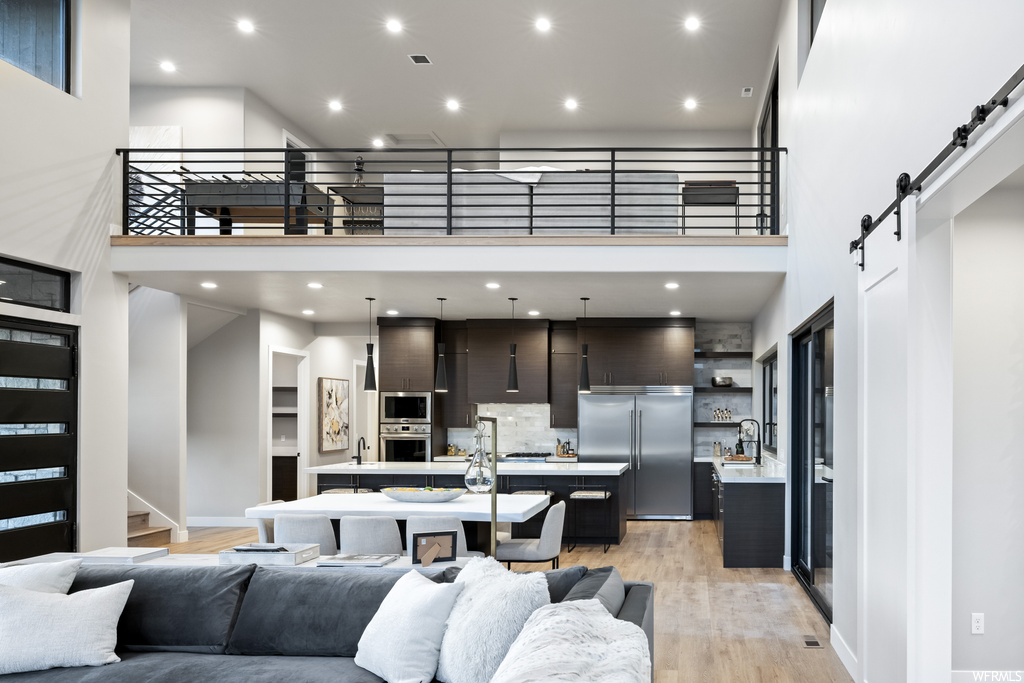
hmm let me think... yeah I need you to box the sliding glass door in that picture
[792,310,834,619]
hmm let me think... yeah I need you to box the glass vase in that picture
[464,447,494,493]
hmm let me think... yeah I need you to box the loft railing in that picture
[115,146,787,237]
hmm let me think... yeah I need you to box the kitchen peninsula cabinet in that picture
[467,319,549,404]
[549,323,578,428]
[578,318,695,387]
[712,458,785,568]
[377,318,440,391]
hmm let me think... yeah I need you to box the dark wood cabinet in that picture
[549,323,578,428]
[437,322,473,428]
[578,318,694,387]
[377,318,439,392]
[467,320,549,404]
[271,455,299,501]
[693,461,714,519]
[713,471,785,568]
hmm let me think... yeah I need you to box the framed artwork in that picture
[318,377,349,452]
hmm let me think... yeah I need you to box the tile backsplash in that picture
[446,403,577,456]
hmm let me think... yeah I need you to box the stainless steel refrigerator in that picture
[578,387,693,519]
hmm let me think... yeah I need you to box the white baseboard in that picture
[831,625,860,682]
[127,490,187,543]
[187,516,255,528]
[782,554,792,571]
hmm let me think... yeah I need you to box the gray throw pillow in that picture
[0,580,134,674]
[0,559,82,594]
[70,564,255,654]
[443,564,587,602]
[562,566,626,616]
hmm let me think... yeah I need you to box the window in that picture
[762,354,778,452]
[0,0,70,92]
[758,57,779,235]
[0,257,72,313]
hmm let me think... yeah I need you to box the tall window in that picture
[762,354,778,453]
[0,0,70,92]
[758,58,779,235]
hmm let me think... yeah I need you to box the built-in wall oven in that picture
[380,392,431,424]
[380,423,431,462]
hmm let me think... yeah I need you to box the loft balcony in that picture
[114,146,788,243]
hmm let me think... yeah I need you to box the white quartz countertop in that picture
[307,461,628,476]
[713,455,787,483]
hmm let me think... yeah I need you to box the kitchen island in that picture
[307,461,630,545]
[708,455,786,568]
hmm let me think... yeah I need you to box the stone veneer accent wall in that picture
[694,321,753,459]
[446,403,577,456]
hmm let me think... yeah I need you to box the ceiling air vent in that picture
[384,132,446,147]
[741,87,754,98]
[409,54,432,64]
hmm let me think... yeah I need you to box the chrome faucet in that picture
[739,419,762,465]
[355,436,367,465]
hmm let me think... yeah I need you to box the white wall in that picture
[127,287,186,532]
[307,323,374,466]
[0,0,131,551]
[951,187,1024,672]
[130,86,245,147]
[756,0,1024,678]
[187,310,260,520]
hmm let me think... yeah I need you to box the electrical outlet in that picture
[972,613,984,634]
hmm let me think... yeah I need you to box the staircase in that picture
[127,510,171,547]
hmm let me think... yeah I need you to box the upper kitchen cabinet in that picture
[549,322,578,428]
[437,321,474,428]
[578,318,695,386]
[467,320,549,404]
[377,317,440,392]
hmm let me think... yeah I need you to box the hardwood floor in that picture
[170,520,852,683]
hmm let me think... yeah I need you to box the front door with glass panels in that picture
[0,317,78,562]
[792,314,834,619]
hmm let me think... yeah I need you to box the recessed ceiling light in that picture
[386,19,402,33]
[307,282,323,289]
[328,100,342,112]
[200,282,217,289]
[670,310,682,316]
[665,282,680,289]
[528,310,540,316]
[386,310,399,315]
[446,99,460,111]
[372,138,384,148]
[160,61,176,72]
[684,98,697,110]
[485,282,501,289]
[302,309,315,316]
[564,98,578,110]
[535,17,551,32]
[684,16,700,31]
[237,19,254,33]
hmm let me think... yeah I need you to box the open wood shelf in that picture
[694,387,753,394]
[694,351,753,359]
[694,422,745,428]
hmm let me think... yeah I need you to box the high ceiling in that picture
[130,0,783,148]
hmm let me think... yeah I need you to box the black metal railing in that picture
[115,147,787,237]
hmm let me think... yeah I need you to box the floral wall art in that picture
[318,377,349,452]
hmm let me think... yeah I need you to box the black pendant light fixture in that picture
[363,297,377,391]
[434,297,448,393]
[579,297,591,394]
[506,297,519,393]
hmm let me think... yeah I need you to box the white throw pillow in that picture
[0,580,135,675]
[490,598,652,683]
[0,559,82,594]
[435,556,549,683]
[355,570,464,683]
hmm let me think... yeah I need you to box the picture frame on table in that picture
[411,531,457,566]
[318,377,349,452]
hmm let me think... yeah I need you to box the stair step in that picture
[127,510,151,533]
[127,526,171,547]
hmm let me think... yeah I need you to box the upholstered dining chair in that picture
[494,501,565,569]
[405,516,485,558]
[272,513,339,555]
[338,516,403,555]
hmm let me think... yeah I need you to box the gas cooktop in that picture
[500,452,553,462]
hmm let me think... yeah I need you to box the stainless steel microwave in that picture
[380,391,431,424]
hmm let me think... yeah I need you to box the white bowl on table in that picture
[380,487,466,503]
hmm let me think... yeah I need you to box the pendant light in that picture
[363,297,377,391]
[579,297,591,394]
[434,297,448,393]
[506,297,519,393]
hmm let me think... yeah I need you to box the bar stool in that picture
[568,485,611,553]
[509,487,554,542]
[323,487,373,494]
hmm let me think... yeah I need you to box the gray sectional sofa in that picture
[0,563,654,682]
